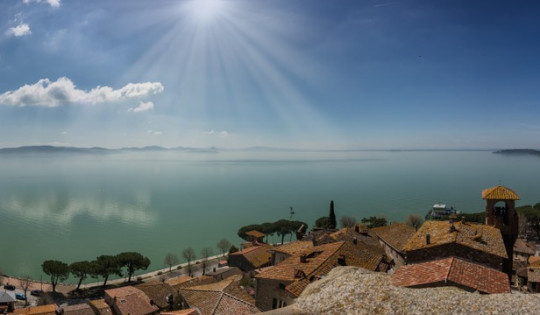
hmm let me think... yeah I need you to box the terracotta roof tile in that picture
[62,303,95,315]
[105,286,159,315]
[392,257,510,294]
[528,267,540,283]
[180,277,259,314]
[257,241,384,297]
[136,282,177,309]
[271,241,314,255]
[160,309,200,315]
[482,185,520,200]
[403,220,507,258]
[229,245,272,268]
[514,238,536,255]
[372,223,416,252]
[89,299,112,315]
[245,230,265,238]
[12,304,57,315]
[529,256,540,267]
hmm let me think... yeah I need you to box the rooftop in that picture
[392,257,510,294]
[403,220,508,258]
[180,276,258,314]
[105,286,159,315]
[529,256,540,267]
[135,282,176,309]
[514,238,536,255]
[372,223,416,252]
[528,267,540,283]
[271,241,314,255]
[245,230,265,238]
[229,244,272,268]
[482,185,520,200]
[12,304,57,315]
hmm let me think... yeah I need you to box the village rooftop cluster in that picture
[1,185,539,314]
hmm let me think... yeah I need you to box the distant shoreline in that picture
[493,149,540,157]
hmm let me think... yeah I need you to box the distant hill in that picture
[0,145,219,154]
[494,149,540,157]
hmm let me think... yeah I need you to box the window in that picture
[272,298,287,309]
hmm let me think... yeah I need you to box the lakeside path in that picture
[2,254,226,295]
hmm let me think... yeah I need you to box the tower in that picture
[482,185,519,277]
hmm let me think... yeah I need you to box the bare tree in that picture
[163,253,179,273]
[200,247,214,275]
[19,276,31,306]
[217,238,231,257]
[405,214,424,231]
[182,247,196,276]
[340,216,357,228]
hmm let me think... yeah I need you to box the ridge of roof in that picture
[482,185,520,200]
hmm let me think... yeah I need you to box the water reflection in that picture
[0,189,157,227]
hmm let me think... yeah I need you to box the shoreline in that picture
[2,253,227,293]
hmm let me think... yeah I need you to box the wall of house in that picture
[255,278,295,312]
[378,240,405,268]
[272,252,291,266]
[405,243,504,270]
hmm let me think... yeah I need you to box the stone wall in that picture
[255,278,295,312]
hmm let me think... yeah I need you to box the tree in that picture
[164,253,179,273]
[315,216,330,229]
[340,216,357,228]
[217,238,231,256]
[19,276,31,306]
[92,255,122,287]
[405,214,424,231]
[182,247,196,276]
[200,247,213,275]
[70,261,93,291]
[117,252,151,283]
[328,200,337,229]
[41,260,70,294]
[360,216,387,228]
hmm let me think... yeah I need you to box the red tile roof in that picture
[229,245,272,268]
[179,276,259,314]
[12,305,57,315]
[245,230,265,238]
[105,286,159,315]
[514,238,536,255]
[392,257,510,294]
[529,256,540,267]
[256,241,384,297]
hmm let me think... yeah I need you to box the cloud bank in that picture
[23,0,61,8]
[0,77,164,107]
[6,23,31,37]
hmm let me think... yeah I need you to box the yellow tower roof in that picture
[481,185,520,200]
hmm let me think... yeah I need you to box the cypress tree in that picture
[329,200,337,229]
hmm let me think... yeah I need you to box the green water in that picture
[0,150,538,281]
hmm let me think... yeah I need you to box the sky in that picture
[0,0,539,150]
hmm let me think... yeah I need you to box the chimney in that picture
[426,234,431,245]
[300,254,307,263]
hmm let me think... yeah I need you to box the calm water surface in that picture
[0,150,538,281]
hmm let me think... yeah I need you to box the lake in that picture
[0,150,538,281]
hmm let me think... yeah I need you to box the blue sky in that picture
[0,0,539,149]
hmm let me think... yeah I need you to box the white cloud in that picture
[23,0,61,8]
[0,77,164,107]
[147,130,162,136]
[204,130,229,137]
[6,23,31,37]
[128,101,154,113]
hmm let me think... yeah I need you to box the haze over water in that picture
[0,150,538,281]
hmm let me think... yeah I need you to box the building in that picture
[60,303,95,315]
[12,304,58,315]
[227,245,272,272]
[88,299,113,315]
[527,256,540,293]
[392,256,510,294]
[403,220,508,270]
[179,275,259,315]
[483,185,520,277]
[136,282,178,311]
[0,290,16,313]
[269,241,314,266]
[255,241,385,312]
[372,223,416,269]
[245,230,266,243]
[513,238,536,262]
[104,286,159,315]
[206,266,243,281]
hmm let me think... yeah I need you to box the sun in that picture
[183,0,229,25]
